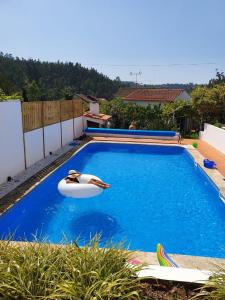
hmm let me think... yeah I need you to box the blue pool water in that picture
[0,142,225,258]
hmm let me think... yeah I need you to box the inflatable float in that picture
[137,265,211,284]
[58,174,103,198]
[157,243,178,267]
[203,159,216,169]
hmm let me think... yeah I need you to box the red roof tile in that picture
[123,89,184,102]
[83,112,112,121]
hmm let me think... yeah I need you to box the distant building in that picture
[115,88,191,106]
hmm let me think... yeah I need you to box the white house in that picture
[116,88,191,107]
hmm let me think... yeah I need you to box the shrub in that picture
[0,237,142,299]
[192,142,198,149]
[194,266,225,300]
[214,122,222,128]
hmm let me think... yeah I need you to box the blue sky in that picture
[0,0,225,84]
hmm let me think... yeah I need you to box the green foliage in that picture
[208,70,225,87]
[101,98,195,131]
[192,142,198,148]
[191,84,225,124]
[162,99,196,129]
[214,122,222,128]
[0,237,142,299]
[194,265,225,300]
[102,85,225,133]
[24,80,42,101]
[0,88,21,101]
[0,52,121,100]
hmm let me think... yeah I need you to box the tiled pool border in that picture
[0,139,225,270]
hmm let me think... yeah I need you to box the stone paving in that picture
[182,139,225,178]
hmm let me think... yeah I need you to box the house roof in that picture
[83,112,112,121]
[118,88,185,102]
[114,87,136,98]
[75,94,98,103]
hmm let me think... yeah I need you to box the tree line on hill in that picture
[124,81,196,93]
[0,52,121,100]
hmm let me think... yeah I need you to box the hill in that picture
[0,52,121,100]
[123,81,196,92]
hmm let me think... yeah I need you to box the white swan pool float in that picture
[58,174,103,198]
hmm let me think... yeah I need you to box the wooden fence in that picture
[22,99,83,132]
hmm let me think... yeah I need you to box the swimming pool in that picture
[0,142,225,258]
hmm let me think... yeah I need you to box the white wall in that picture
[175,91,191,101]
[61,119,74,146]
[83,117,104,128]
[74,116,84,137]
[24,128,44,167]
[0,101,85,184]
[90,102,99,114]
[200,123,225,154]
[0,101,25,184]
[44,123,61,156]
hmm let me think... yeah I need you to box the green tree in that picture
[61,86,75,100]
[100,98,171,130]
[0,88,21,101]
[209,70,225,86]
[24,80,42,101]
[0,52,122,100]
[191,84,225,125]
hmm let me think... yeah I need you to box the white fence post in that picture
[0,101,25,184]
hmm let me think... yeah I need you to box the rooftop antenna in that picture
[130,71,142,87]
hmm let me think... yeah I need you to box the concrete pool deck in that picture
[0,136,225,271]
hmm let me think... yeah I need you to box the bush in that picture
[214,122,222,128]
[0,237,142,299]
[0,88,21,101]
[192,142,198,149]
[182,132,199,139]
[194,266,225,300]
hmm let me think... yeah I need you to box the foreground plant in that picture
[0,237,142,299]
[193,265,225,300]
